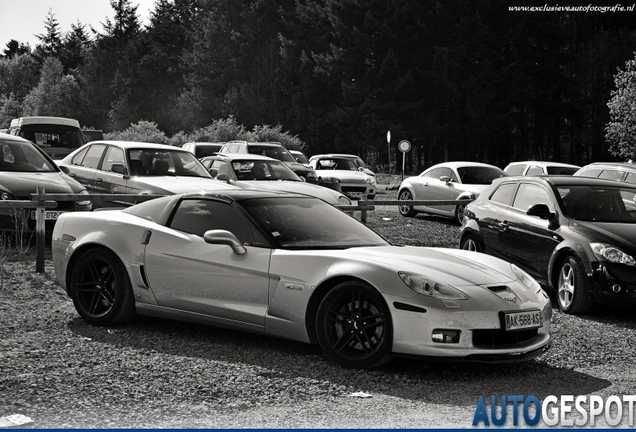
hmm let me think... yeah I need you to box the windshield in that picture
[457,166,507,184]
[314,158,358,171]
[128,149,211,177]
[232,160,300,181]
[547,166,579,175]
[0,141,57,172]
[247,145,296,163]
[557,185,636,223]
[241,197,389,249]
[18,124,84,151]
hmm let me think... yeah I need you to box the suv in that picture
[7,116,85,159]
[219,141,318,183]
[574,162,636,184]
[504,161,580,176]
[182,142,224,159]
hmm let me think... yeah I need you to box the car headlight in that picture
[321,176,341,184]
[399,272,469,300]
[511,264,541,293]
[338,196,352,205]
[366,176,376,185]
[591,242,636,266]
[76,189,92,207]
[0,191,15,200]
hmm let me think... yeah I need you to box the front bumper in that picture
[586,260,636,306]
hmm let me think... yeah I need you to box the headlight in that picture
[591,242,636,266]
[399,272,469,300]
[0,192,15,200]
[366,176,376,185]
[511,264,541,293]
[338,196,352,205]
[321,177,341,184]
[76,190,92,207]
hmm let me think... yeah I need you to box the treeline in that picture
[1,0,636,172]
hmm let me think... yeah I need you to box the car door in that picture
[92,145,128,206]
[424,167,458,215]
[143,198,271,327]
[65,144,106,192]
[475,182,518,259]
[496,182,560,283]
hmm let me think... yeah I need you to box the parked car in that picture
[181,142,224,159]
[6,116,85,159]
[52,190,551,368]
[57,141,238,208]
[218,141,318,183]
[460,175,636,314]
[574,161,636,184]
[82,129,105,143]
[0,133,91,232]
[289,149,310,166]
[504,161,580,176]
[398,162,507,224]
[201,154,352,206]
[308,155,377,200]
[310,153,375,176]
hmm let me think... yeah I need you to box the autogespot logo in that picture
[472,395,636,427]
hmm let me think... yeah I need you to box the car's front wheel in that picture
[70,247,137,325]
[316,281,393,369]
[398,189,417,217]
[460,234,481,252]
[455,203,467,225]
[557,255,592,314]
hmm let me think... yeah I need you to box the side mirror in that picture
[440,175,451,183]
[203,229,246,255]
[527,204,560,230]
[111,163,127,175]
[208,168,219,177]
[59,165,73,176]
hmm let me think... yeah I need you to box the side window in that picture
[81,144,106,169]
[489,183,517,206]
[526,166,544,175]
[598,170,625,182]
[169,199,253,244]
[71,147,89,165]
[506,165,526,176]
[420,170,432,178]
[449,170,459,182]
[430,167,451,180]
[101,146,125,172]
[625,172,636,185]
[512,184,552,212]
[577,168,602,178]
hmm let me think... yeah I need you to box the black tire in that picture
[70,247,137,325]
[556,255,592,314]
[460,234,481,252]
[316,281,393,369]
[398,189,417,217]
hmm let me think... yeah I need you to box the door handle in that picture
[498,221,509,230]
[95,177,103,182]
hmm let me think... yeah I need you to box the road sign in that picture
[398,140,411,153]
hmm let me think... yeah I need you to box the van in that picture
[7,116,85,159]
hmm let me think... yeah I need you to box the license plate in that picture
[30,210,66,221]
[348,192,363,197]
[503,310,543,331]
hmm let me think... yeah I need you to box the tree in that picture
[606,52,636,160]
[60,22,91,72]
[35,9,63,58]
[22,57,82,118]
[2,40,31,58]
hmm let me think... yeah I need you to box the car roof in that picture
[426,161,502,170]
[310,153,362,159]
[80,141,185,151]
[177,189,309,202]
[223,141,284,147]
[495,174,636,188]
[579,162,636,171]
[202,154,278,162]
[505,161,580,168]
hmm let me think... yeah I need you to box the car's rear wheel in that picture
[316,281,392,369]
[70,247,137,325]
[557,255,592,314]
[455,203,467,225]
[398,190,417,217]
[460,234,481,252]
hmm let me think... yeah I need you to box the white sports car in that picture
[52,190,551,368]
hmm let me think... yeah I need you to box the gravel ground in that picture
[1,185,636,428]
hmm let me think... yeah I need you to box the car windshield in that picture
[457,166,507,184]
[195,145,223,158]
[557,185,636,223]
[315,158,358,171]
[0,141,57,172]
[247,145,296,163]
[241,197,389,249]
[547,166,579,175]
[128,149,211,177]
[232,160,300,181]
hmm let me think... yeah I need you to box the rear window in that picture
[247,145,295,162]
[506,165,526,175]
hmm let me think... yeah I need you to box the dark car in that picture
[459,175,636,314]
[219,141,318,183]
[0,133,91,232]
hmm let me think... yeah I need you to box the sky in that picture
[0,0,156,50]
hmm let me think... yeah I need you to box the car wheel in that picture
[460,234,481,252]
[70,247,137,326]
[398,190,417,217]
[557,256,592,314]
[455,204,467,225]
[316,281,393,369]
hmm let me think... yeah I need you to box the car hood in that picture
[318,170,368,182]
[134,176,240,194]
[0,172,83,195]
[236,181,343,204]
[568,220,636,250]
[350,246,515,287]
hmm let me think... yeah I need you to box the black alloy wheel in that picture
[398,189,417,217]
[70,247,137,325]
[316,281,392,369]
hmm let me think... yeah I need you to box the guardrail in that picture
[23,189,472,273]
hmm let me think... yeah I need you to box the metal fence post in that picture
[36,187,45,273]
